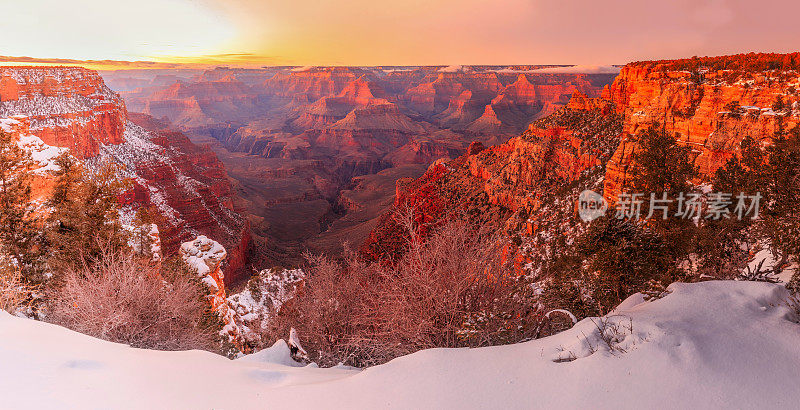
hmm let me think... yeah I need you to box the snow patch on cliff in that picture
[17,134,69,174]
[228,268,305,329]
[180,235,226,278]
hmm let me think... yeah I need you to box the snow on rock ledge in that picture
[4,116,69,175]
[180,235,227,290]
[179,235,242,349]
[227,267,305,346]
[1,116,70,204]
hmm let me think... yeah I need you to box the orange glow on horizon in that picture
[2,0,800,69]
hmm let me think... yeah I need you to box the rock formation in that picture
[0,67,126,158]
[363,53,800,265]
[180,236,243,348]
[0,66,251,283]
[603,57,800,201]
[109,66,615,265]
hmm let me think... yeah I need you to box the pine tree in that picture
[575,216,673,313]
[0,130,41,281]
[44,155,129,273]
[630,125,697,195]
[628,125,699,263]
[713,126,800,267]
[760,127,800,261]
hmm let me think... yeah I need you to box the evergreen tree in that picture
[629,125,697,196]
[760,127,800,261]
[0,130,41,281]
[700,135,766,278]
[575,216,674,313]
[628,125,699,262]
[44,155,129,274]
[713,126,800,267]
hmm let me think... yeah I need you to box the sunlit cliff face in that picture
[3,0,800,69]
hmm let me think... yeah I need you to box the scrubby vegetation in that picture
[712,125,800,268]
[0,141,220,352]
[46,249,217,351]
[0,261,35,314]
[266,211,541,367]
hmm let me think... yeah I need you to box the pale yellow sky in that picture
[1,0,799,68]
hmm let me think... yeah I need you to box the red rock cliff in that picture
[0,66,126,158]
[0,66,251,284]
[603,57,800,201]
[360,54,800,269]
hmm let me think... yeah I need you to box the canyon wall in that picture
[603,60,800,201]
[0,67,126,158]
[363,53,800,264]
[108,66,615,265]
[0,66,251,283]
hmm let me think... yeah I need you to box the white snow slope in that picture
[1,281,799,409]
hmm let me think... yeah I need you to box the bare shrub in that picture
[47,249,217,351]
[790,295,800,314]
[737,258,781,283]
[0,261,34,314]
[786,270,800,294]
[268,212,540,367]
[552,315,636,363]
[590,316,634,354]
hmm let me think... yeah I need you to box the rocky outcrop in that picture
[144,78,264,128]
[329,103,425,133]
[227,267,305,348]
[0,115,68,203]
[180,236,243,348]
[0,67,126,158]
[264,67,372,101]
[181,236,308,352]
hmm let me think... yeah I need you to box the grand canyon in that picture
[98,65,616,268]
[1,1,799,409]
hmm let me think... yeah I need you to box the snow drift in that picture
[1,281,798,409]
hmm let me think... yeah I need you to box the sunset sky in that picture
[1,0,799,69]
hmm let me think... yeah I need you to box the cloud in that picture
[0,53,278,70]
[438,65,471,73]
[493,65,622,74]
[531,65,622,74]
[0,55,185,69]
[150,52,278,66]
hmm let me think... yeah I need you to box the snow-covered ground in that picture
[1,281,798,409]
